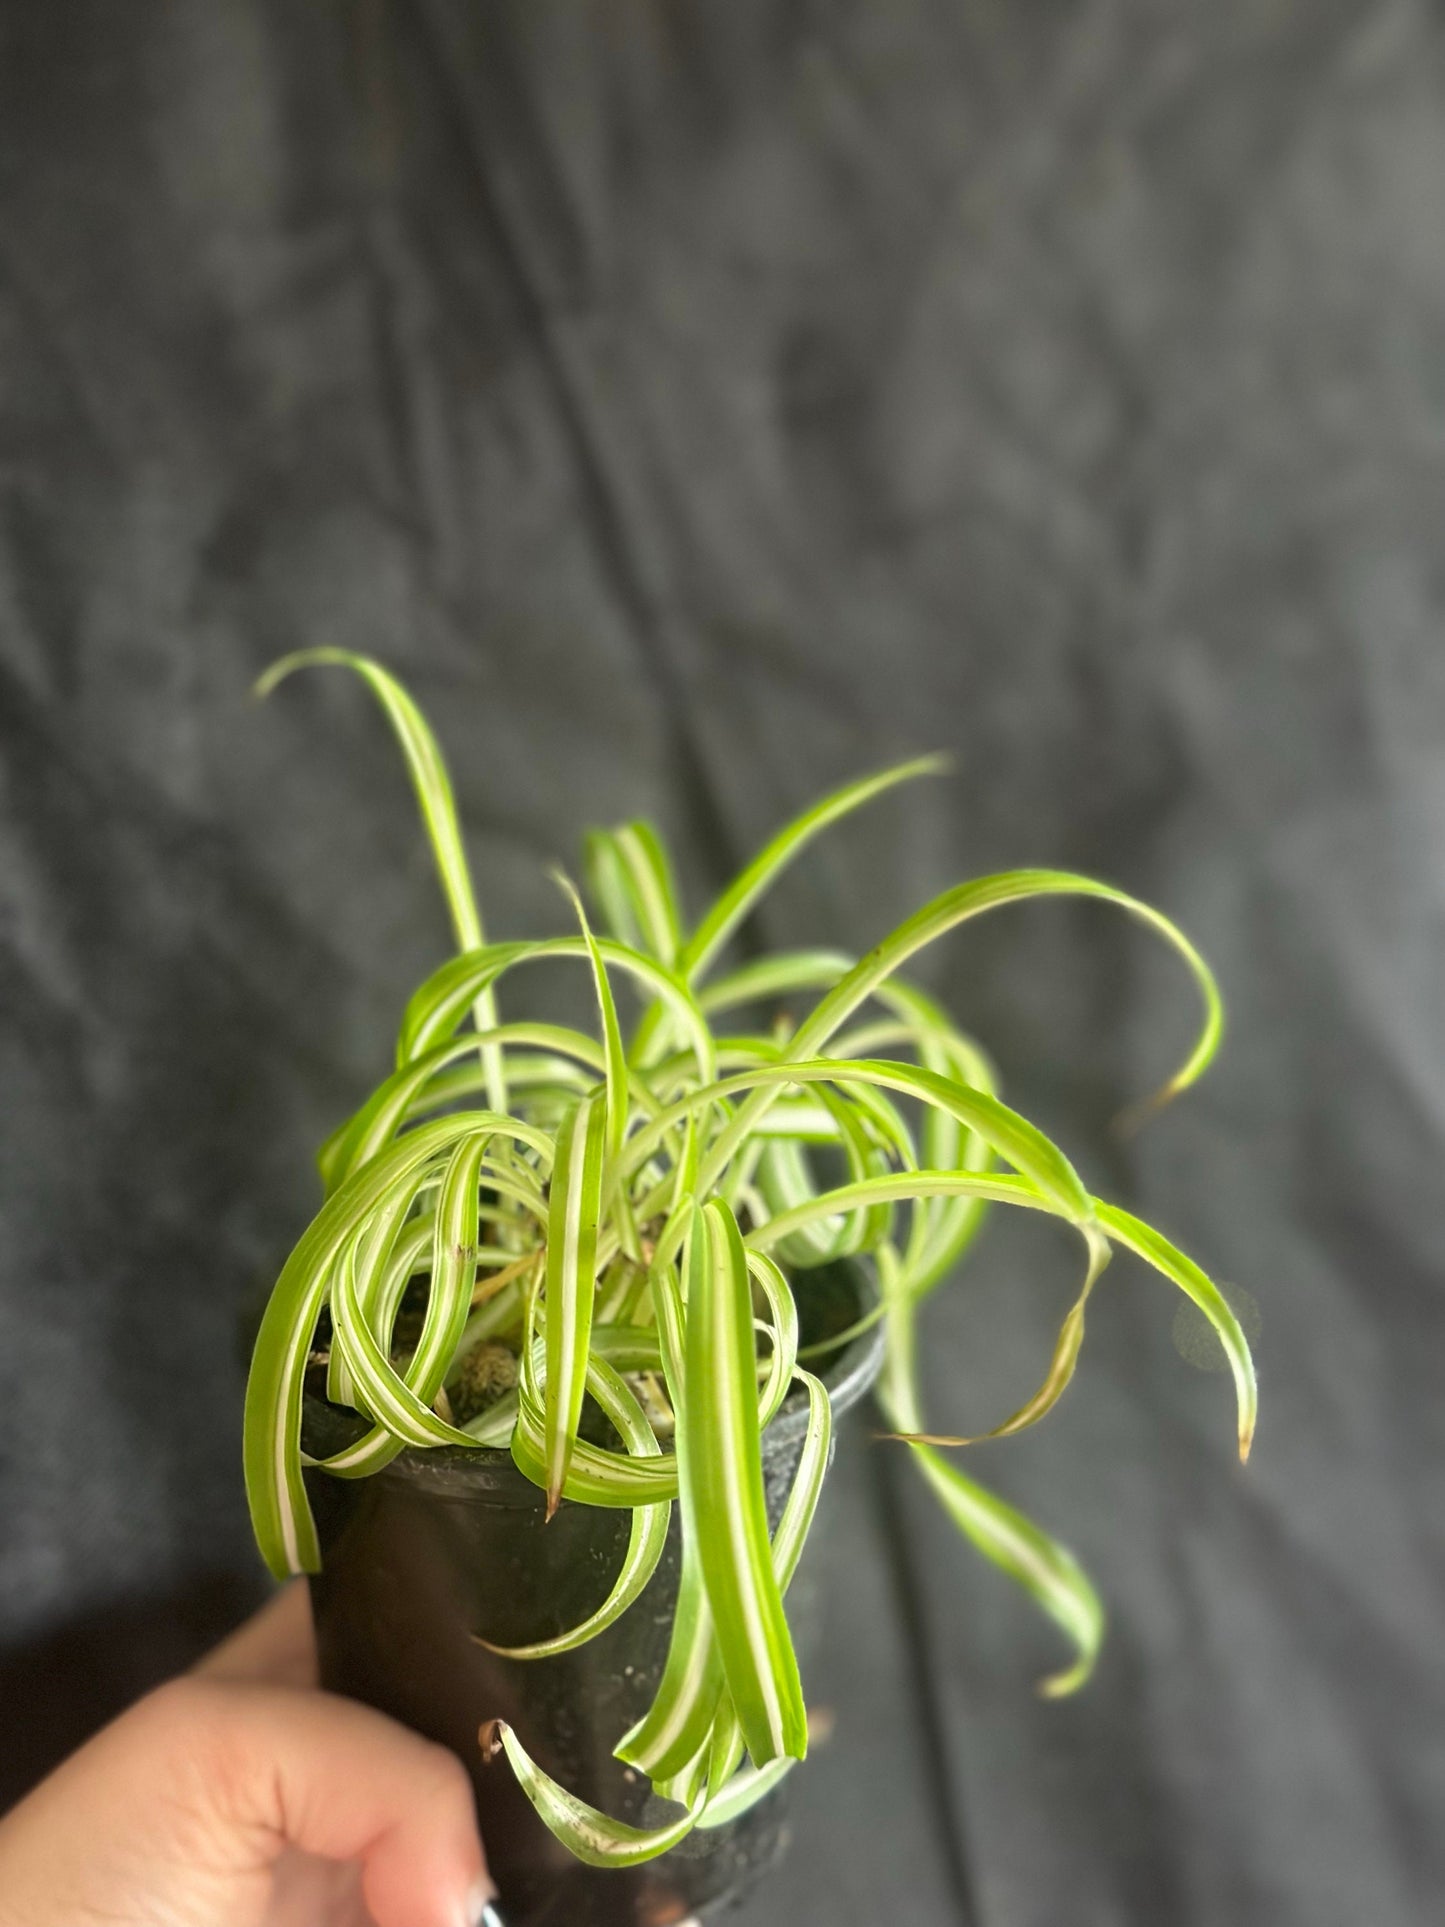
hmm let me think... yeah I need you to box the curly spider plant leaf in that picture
[674,1364,833,1819]
[244,1110,539,1577]
[700,870,1223,1190]
[633,1057,1110,1397]
[477,1356,670,1659]
[1094,1201,1257,1462]
[625,756,948,1065]
[510,1418,679,1508]
[256,649,506,1115]
[680,755,949,985]
[319,1023,606,1195]
[483,1722,708,1868]
[697,1748,795,1830]
[329,1142,504,1451]
[702,953,1001,1294]
[541,1089,609,1517]
[622,1331,831,1811]
[753,1163,1251,1452]
[618,1526,725,1786]
[683,1198,808,1768]
[753,1080,896,1266]
[318,1216,432,1472]
[915,1447,1104,1698]
[629,1247,806,1796]
[323,1166,426,1410]
[397,935,716,1088]
[552,876,630,1168]
[614,1249,723,1784]
[866,979,999,1296]
[628,1060,1084,1212]
[584,820,684,968]
[877,1243,1103,1695]
[804,871,1222,1093]
[508,1243,805,1525]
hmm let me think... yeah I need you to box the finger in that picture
[181,1679,493,1927]
[267,1847,373,1927]
[195,1581,317,1689]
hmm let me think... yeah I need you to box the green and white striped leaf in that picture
[697,1749,795,1830]
[615,1253,724,1782]
[702,871,1223,1184]
[1094,1200,1257,1461]
[683,1199,807,1767]
[911,1446,1105,1698]
[511,1414,678,1508]
[770,1367,833,1591]
[616,1542,725,1783]
[640,1059,1089,1218]
[324,1166,432,1408]
[330,1237,479,1451]
[625,1248,807,1794]
[746,1250,800,1426]
[257,649,505,1112]
[398,935,716,1088]
[485,1721,706,1868]
[700,954,998,1292]
[478,1357,670,1658]
[878,1243,1103,1695]
[680,756,946,984]
[747,1170,1049,1257]
[585,820,684,967]
[542,1091,609,1516]
[620,1327,828,1792]
[319,1024,605,1193]
[870,979,998,1296]
[696,1366,832,1815]
[553,875,630,1172]
[244,1112,518,1577]
[752,1082,893,1267]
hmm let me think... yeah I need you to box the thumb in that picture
[0,1675,495,1927]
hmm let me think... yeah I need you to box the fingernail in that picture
[463,1881,504,1927]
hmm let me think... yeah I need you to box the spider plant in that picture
[243,651,1256,1867]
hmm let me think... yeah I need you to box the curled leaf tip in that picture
[1037,1657,1093,1699]
[1110,1082,1175,1141]
[874,1429,975,1448]
[479,1719,506,1762]
[252,649,318,702]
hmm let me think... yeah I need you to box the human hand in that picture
[0,1584,497,1927]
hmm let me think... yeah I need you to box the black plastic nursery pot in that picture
[303,1260,885,1927]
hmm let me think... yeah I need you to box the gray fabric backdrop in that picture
[1,4,1441,1922]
